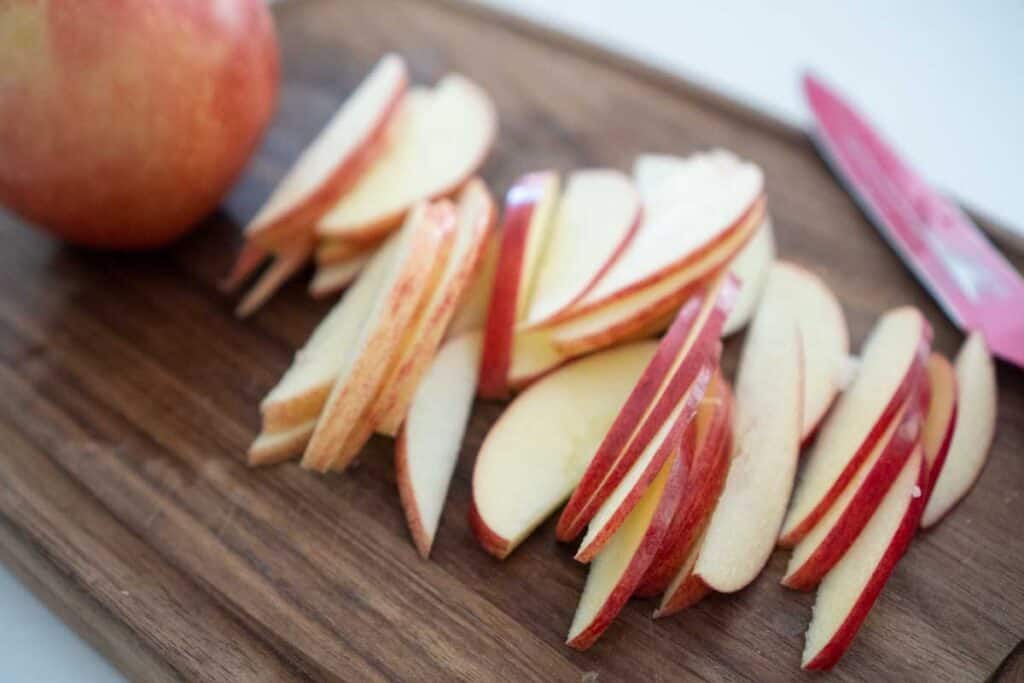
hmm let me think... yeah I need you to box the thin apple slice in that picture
[373,179,494,436]
[308,253,371,298]
[248,420,316,467]
[258,236,400,433]
[779,307,931,547]
[569,149,763,314]
[396,331,482,558]
[548,198,764,358]
[634,373,733,597]
[302,201,457,472]
[523,169,641,327]
[446,229,499,340]
[235,242,312,317]
[802,448,925,670]
[920,353,958,506]
[574,357,715,563]
[721,217,776,336]
[556,274,738,542]
[478,171,560,398]
[315,238,380,266]
[765,261,850,441]
[317,74,497,243]
[921,332,997,527]
[244,54,408,250]
[470,341,658,559]
[506,329,569,391]
[653,527,712,618]
[566,450,687,650]
[692,292,803,593]
[782,393,922,591]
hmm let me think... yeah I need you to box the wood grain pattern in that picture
[0,0,1021,680]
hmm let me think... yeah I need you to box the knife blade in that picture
[803,73,1024,368]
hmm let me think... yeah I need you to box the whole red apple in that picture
[0,0,279,249]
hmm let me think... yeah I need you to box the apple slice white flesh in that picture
[653,527,712,618]
[574,359,715,563]
[692,292,803,593]
[317,74,497,243]
[478,171,560,398]
[396,332,482,558]
[469,341,658,559]
[308,253,371,298]
[548,198,765,358]
[764,261,850,441]
[523,169,641,327]
[782,394,922,591]
[919,352,957,506]
[258,235,400,433]
[234,242,312,317]
[556,274,738,543]
[779,307,931,547]
[802,448,925,670]
[445,229,499,340]
[921,332,997,527]
[507,329,569,391]
[316,237,380,266]
[721,217,776,336]
[248,420,316,467]
[244,54,408,250]
[373,179,494,436]
[569,149,763,313]
[566,451,687,650]
[302,201,457,472]
[634,373,733,597]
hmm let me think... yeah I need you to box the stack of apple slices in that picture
[223,54,497,316]
[477,149,771,397]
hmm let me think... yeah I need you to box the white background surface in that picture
[2,2,1020,681]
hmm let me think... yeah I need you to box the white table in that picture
[2,2,1019,680]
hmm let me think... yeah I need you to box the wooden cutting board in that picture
[0,1,1021,680]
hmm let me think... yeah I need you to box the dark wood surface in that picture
[1,0,1021,680]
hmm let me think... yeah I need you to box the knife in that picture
[803,73,1024,369]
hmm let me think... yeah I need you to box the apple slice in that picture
[574,358,715,563]
[373,179,494,436]
[919,353,958,506]
[765,262,850,441]
[317,74,497,243]
[921,332,997,527]
[315,238,380,266]
[248,420,316,467]
[721,217,776,336]
[556,274,738,543]
[802,447,925,670]
[396,331,482,558]
[779,307,931,547]
[691,292,803,593]
[308,253,371,298]
[566,450,688,650]
[653,527,712,618]
[548,198,765,358]
[506,329,569,391]
[258,235,400,433]
[523,169,641,327]
[234,242,312,317]
[478,171,560,398]
[634,373,733,597]
[302,201,457,472]
[244,54,408,250]
[445,229,499,340]
[782,393,922,591]
[568,149,763,314]
[470,341,658,559]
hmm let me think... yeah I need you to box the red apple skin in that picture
[467,498,513,560]
[803,454,927,671]
[634,376,733,597]
[782,392,923,591]
[557,276,738,542]
[566,450,689,651]
[779,327,932,548]
[478,172,554,399]
[0,0,279,249]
